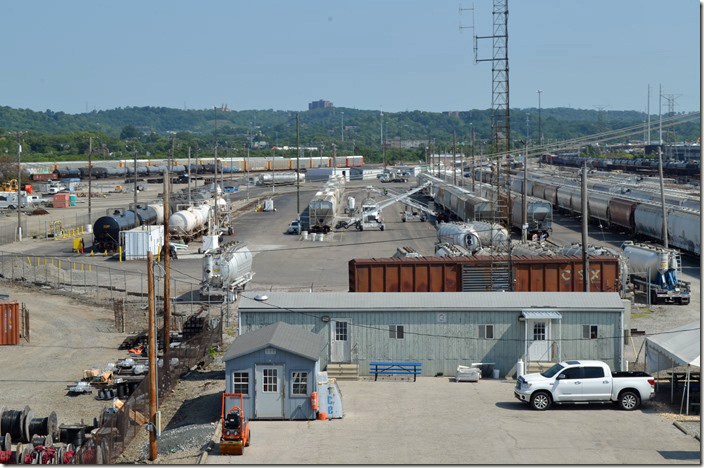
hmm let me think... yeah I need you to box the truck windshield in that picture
[541,363,565,378]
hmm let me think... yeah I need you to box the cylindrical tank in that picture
[621,243,672,282]
[347,196,356,212]
[557,243,616,257]
[202,244,253,291]
[667,210,701,255]
[511,242,556,257]
[93,210,138,249]
[436,222,508,254]
[147,203,165,224]
[169,209,199,236]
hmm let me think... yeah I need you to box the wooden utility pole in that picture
[452,131,457,186]
[657,145,669,248]
[187,146,192,207]
[16,137,21,241]
[88,137,92,224]
[163,155,171,356]
[581,158,590,292]
[133,144,138,215]
[471,128,476,193]
[147,251,158,461]
[296,113,301,213]
[522,140,528,242]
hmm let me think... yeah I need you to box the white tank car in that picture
[149,203,165,224]
[556,243,616,257]
[436,221,509,254]
[510,242,556,257]
[169,203,211,241]
[258,173,304,185]
[200,242,254,301]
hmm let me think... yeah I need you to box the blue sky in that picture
[0,0,699,114]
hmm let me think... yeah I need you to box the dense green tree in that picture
[119,125,140,140]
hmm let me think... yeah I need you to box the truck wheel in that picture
[650,291,658,305]
[380,225,385,231]
[245,428,250,447]
[619,391,640,410]
[530,392,551,411]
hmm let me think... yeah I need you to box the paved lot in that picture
[207,378,700,464]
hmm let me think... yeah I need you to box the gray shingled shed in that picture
[223,322,326,420]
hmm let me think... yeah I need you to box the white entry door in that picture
[254,365,284,419]
[527,320,551,361]
[330,319,351,363]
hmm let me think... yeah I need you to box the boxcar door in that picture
[254,365,284,419]
[330,319,351,363]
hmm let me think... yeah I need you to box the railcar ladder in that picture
[489,156,513,291]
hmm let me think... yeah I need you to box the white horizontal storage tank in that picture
[436,221,508,254]
[121,225,164,261]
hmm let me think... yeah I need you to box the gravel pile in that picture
[140,423,216,457]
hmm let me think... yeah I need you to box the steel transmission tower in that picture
[472,0,512,290]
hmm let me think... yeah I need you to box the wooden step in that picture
[326,363,359,381]
[526,362,555,374]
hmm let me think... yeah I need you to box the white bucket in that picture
[316,233,324,242]
[492,369,500,379]
[301,231,308,240]
[85,224,93,233]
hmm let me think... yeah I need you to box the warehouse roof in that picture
[223,321,326,362]
[239,292,625,312]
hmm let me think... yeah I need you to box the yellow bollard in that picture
[58,260,61,269]
[90,250,94,257]
[157,250,160,262]
[89,264,92,272]
[26,257,31,267]
[81,263,84,271]
[119,246,122,263]
[104,250,108,257]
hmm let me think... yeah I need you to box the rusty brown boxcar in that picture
[349,256,620,293]
[608,198,638,232]
[0,301,20,345]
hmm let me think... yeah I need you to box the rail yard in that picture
[0,1,700,465]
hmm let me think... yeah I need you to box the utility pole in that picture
[88,137,92,224]
[452,131,457,185]
[659,84,663,144]
[147,251,157,461]
[380,108,386,169]
[522,139,528,242]
[133,144,138,212]
[187,146,192,207]
[341,111,344,143]
[16,137,21,241]
[163,142,172,357]
[214,140,219,233]
[657,145,669,248]
[332,143,337,178]
[647,84,651,145]
[581,158,589,292]
[246,127,251,201]
[296,113,301,213]
[537,90,543,147]
[471,128,476,193]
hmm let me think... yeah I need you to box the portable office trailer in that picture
[238,292,627,378]
[224,322,327,420]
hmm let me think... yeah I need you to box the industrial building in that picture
[223,322,327,420]
[238,292,628,379]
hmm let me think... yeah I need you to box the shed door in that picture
[527,320,551,362]
[330,319,351,363]
[255,365,284,419]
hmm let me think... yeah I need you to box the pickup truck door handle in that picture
[574,382,581,385]
[602,380,609,384]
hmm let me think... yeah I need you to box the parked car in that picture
[287,219,301,234]
[514,360,655,411]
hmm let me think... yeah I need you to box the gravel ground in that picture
[0,281,128,428]
[676,421,701,440]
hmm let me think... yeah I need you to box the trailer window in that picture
[389,325,404,339]
[479,325,494,339]
[232,371,249,396]
[582,325,598,339]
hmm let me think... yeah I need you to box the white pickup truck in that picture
[514,360,655,411]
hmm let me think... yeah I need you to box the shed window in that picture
[291,371,308,396]
[582,325,598,340]
[389,325,405,339]
[232,371,249,396]
[479,324,494,339]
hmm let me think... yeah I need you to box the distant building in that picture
[383,137,427,149]
[443,111,460,118]
[644,144,700,161]
[309,100,334,110]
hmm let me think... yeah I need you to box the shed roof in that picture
[239,292,625,312]
[223,321,326,362]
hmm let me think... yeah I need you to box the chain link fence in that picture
[0,209,105,245]
[72,317,223,463]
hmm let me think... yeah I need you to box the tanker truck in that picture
[621,241,690,305]
[200,241,254,302]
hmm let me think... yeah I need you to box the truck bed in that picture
[612,371,651,378]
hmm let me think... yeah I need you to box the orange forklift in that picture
[219,393,251,455]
